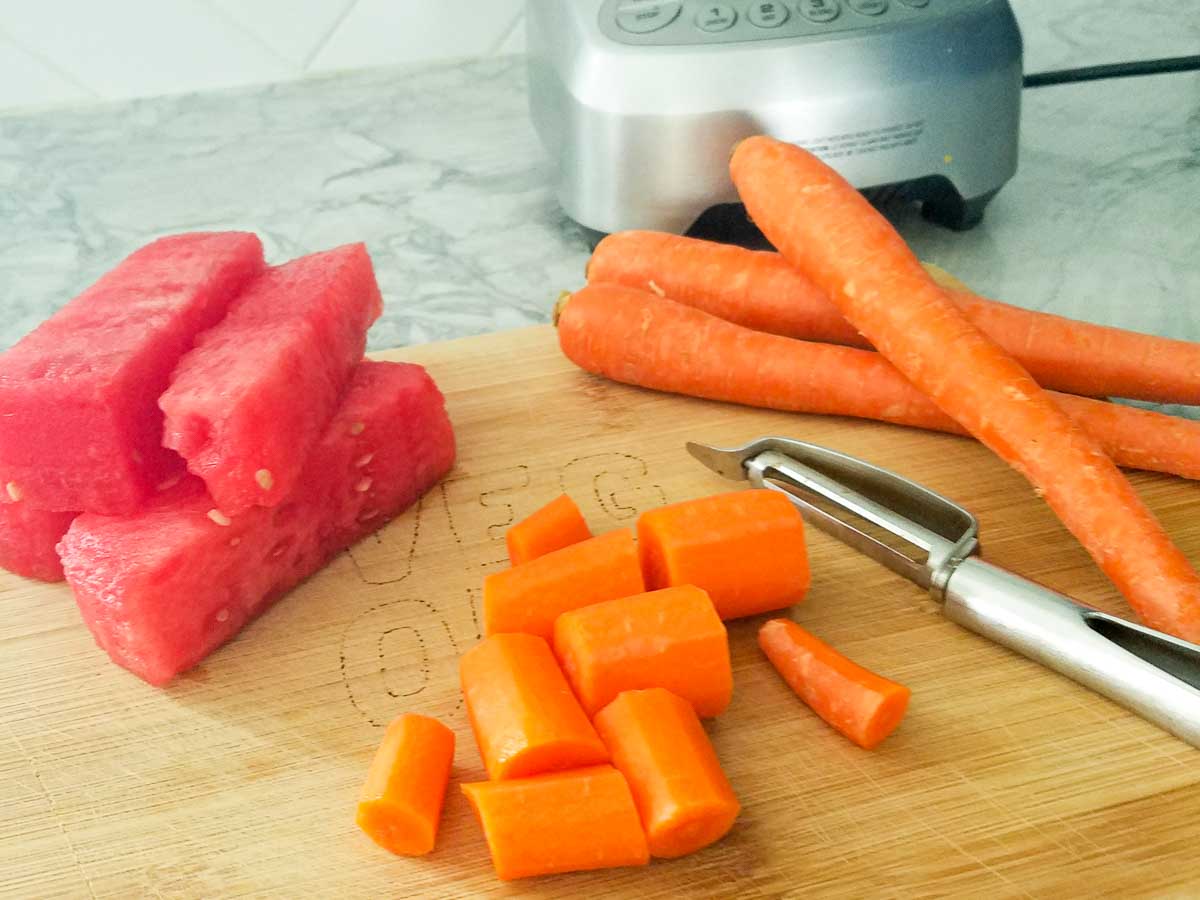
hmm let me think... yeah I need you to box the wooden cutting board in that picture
[4,325,1200,899]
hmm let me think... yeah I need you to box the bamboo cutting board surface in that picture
[4,324,1200,899]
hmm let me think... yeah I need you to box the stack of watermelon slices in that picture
[0,233,456,685]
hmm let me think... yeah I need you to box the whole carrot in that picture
[588,230,1200,405]
[758,619,910,750]
[555,284,1200,482]
[588,230,861,346]
[731,135,1200,641]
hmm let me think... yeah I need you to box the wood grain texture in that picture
[3,324,1200,898]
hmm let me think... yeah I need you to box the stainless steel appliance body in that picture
[526,0,1023,235]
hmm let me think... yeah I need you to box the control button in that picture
[696,3,737,31]
[798,0,840,22]
[847,0,888,13]
[897,0,929,6]
[747,1,790,27]
[616,1,682,33]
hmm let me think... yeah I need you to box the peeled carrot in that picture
[355,713,455,856]
[553,585,732,717]
[484,528,645,639]
[506,493,592,566]
[732,135,1200,642]
[594,689,740,858]
[758,619,910,750]
[460,632,609,780]
[589,230,860,346]
[556,284,1200,482]
[588,229,1200,405]
[461,765,649,880]
[635,489,809,620]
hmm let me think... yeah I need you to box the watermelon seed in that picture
[4,482,21,502]
[216,608,230,623]
[355,477,373,493]
[355,453,374,468]
[157,474,182,492]
[349,422,365,436]
[229,537,241,547]
[255,469,275,491]
[207,509,232,526]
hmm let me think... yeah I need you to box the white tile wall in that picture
[0,0,525,113]
[1,1,1196,114]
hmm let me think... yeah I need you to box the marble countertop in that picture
[1,6,1198,401]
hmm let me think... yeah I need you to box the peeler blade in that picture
[686,441,754,482]
[689,437,980,591]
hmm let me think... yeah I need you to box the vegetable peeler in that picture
[688,436,1200,748]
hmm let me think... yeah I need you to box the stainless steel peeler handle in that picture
[943,558,1200,748]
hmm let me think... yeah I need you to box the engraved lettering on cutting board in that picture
[441,464,531,565]
[340,466,533,725]
[345,492,424,585]
[559,452,667,522]
[340,599,465,727]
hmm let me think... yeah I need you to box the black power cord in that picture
[1023,54,1200,88]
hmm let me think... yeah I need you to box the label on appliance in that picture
[796,120,925,160]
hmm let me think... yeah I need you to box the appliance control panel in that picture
[601,0,982,46]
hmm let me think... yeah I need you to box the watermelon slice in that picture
[60,360,455,685]
[0,503,77,582]
[0,232,265,514]
[159,243,383,514]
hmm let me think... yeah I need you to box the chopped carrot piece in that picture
[553,585,732,717]
[460,632,609,780]
[758,619,910,749]
[594,689,740,859]
[637,490,809,620]
[355,713,455,856]
[506,493,592,565]
[484,529,645,639]
[461,765,649,880]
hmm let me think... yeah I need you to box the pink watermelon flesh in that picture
[0,503,77,582]
[159,243,383,515]
[0,232,265,515]
[60,360,455,686]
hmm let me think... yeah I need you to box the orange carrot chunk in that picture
[506,493,592,566]
[484,529,645,639]
[355,713,455,856]
[637,490,809,620]
[553,585,732,717]
[461,765,649,880]
[460,632,609,781]
[731,135,1200,642]
[589,229,1200,405]
[556,284,1200,482]
[594,688,740,859]
[758,619,910,750]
